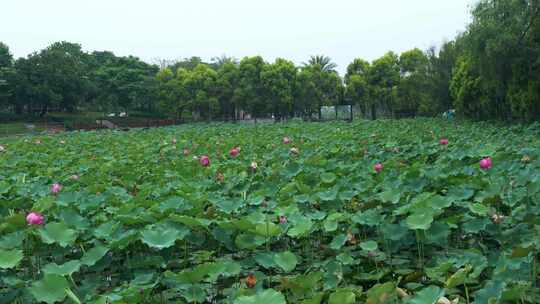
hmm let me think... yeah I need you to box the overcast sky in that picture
[1,0,475,74]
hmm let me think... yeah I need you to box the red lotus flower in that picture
[374,163,383,173]
[246,274,257,288]
[229,147,239,157]
[200,155,210,167]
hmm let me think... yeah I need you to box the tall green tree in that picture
[305,55,337,72]
[302,56,343,119]
[216,61,240,120]
[11,42,89,115]
[425,41,459,115]
[184,64,219,120]
[261,58,297,120]
[235,56,266,120]
[367,52,400,119]
[0,42,14,109]
[396,48,429,116]
[93,55,159,113]
[345,58,370,117]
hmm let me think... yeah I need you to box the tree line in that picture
[1,0,539,121]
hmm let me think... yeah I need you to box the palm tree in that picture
[303,55,337,72]
[211,55,238,68]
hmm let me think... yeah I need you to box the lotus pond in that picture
[1,119,540,303]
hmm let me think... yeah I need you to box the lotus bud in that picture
[479,157,492,170]
[229,147,239,157]
[26,212,44,225]
[199,155,210,167]
[51,183,62,194]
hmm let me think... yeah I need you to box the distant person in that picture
[443,109,455,121]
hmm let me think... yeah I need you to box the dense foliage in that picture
[1,119,540,303]
[2,0,540,121]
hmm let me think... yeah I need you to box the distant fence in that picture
[320,105,354,121]
[71,118,181,131]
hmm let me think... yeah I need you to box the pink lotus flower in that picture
[200,155,210,167]
[279,215,287,224]
[283,137,291,144]
[479,157,492,170]
[26,212,44,225]
[439,138,449,145]
[230,147,239,157]
[51,183,62,194]
[250,161,258,171]
[374,163,383,173]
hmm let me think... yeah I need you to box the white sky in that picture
[1,0,476,74]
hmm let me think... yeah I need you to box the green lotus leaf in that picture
[235,233,266,249]
[29,274,70,304]
[337,252,354,265]
[55,192,79,207]
[445,266,471,288]
[39,222,78,247]
[81,244,109,266]
[0,249,23,269]
[406,286,444,304]
[379,188,401,204]
[366,282,396,304]
[43,260,81,276]
[352,209,383,227]
[287,218,313,238]
[234,289,286,304]
[469,203,489,216]
[181,285,206,303]
[140,224,184,249]
[329,289,356,304]
[472,280,505,304]
[254,222,281,237]
[0,231,25,249]
[255,252,277,269]
[299,293,324,304]
[318,188,338,201]
[330,234,348,250]
[321,172,337,184]
[360,240,378,252]
[274,251,298,272]
[406,212,434,230]
[323,212,343,232]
